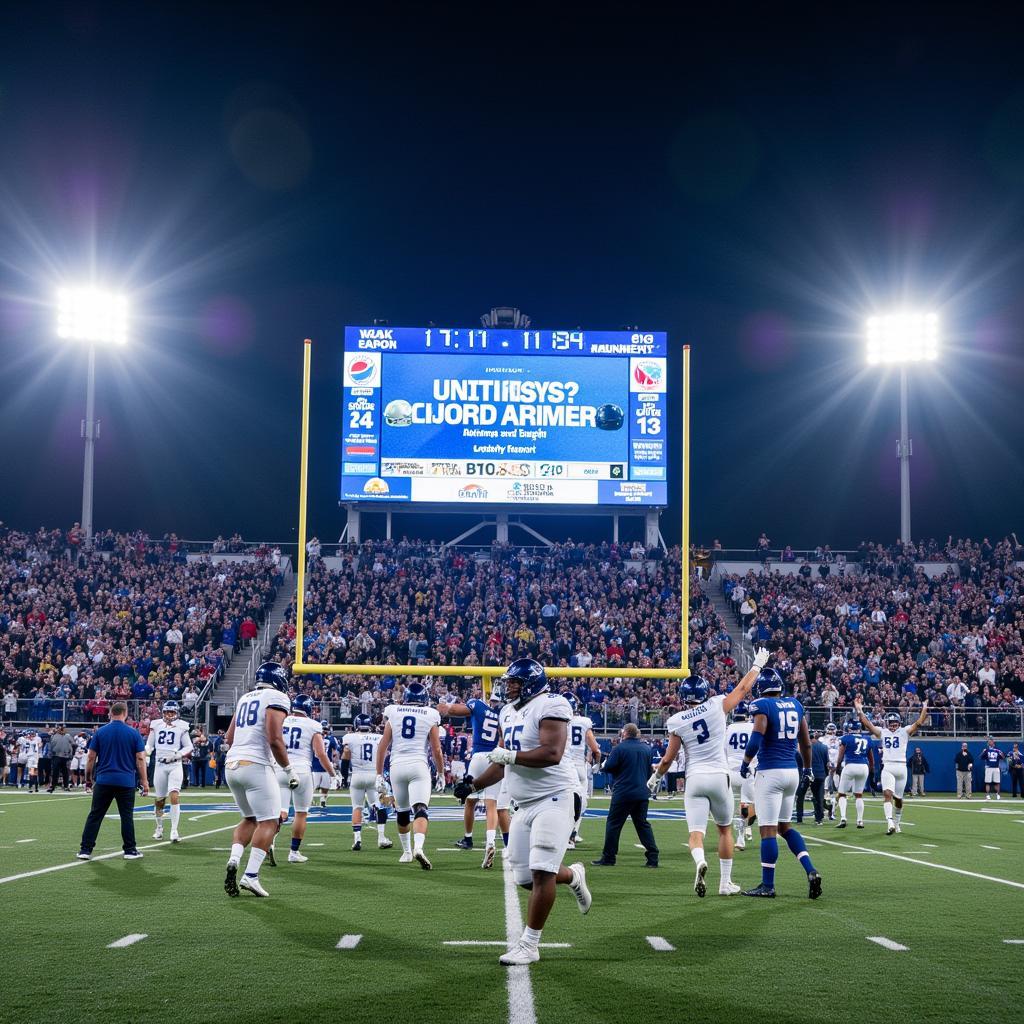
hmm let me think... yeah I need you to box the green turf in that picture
[1,790,1022,1024]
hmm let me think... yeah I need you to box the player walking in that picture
[724,700,757,851]
[23,730,41,792]
[342,713,392,850]
[649,649,767,896]
[979,738,1006,800]
[145,701,193,842]
[738,666,822,899]
[835,721,873,828]
[223,662,299,897]
[377,682,444,869]
[822,722,841,819]
[855,698,928,833]
[565,694,601,849]
[312,721,338,811]
[454,658,591,966]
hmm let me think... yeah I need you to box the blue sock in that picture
[760,836,778,888]
[290,837,301,852]
[784,828,816,875]
[353,824,362,836]
[502,832,510,847]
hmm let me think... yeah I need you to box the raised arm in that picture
[854,697,881,738]
[723,648,770,714]
[905,701,929,737]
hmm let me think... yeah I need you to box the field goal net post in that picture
[290,338,691,691]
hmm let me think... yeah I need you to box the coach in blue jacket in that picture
[592,724,659,867]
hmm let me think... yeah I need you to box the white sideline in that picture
[502,854,537,1024]
[0,824,238,886]
[811,836,1024,890]
[646,936,675,951]
[867,936,908,951]
[108,933,148,948]
[336,935,362,949]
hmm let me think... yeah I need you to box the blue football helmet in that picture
[843,720,857,734]
[500,658,548,707]
[732,700,750,721]
[161,700,180,718]
[825,722,838,735]
[885,712,902,729]
[403,682,430,705]
[255,662,289,692]
[354,713,373,731]
[755,668,784,696]
[291,694,314,717]
[564,692,579,714]
[680,676,710,705]
[320,720,331,733]
[488,684,505,705]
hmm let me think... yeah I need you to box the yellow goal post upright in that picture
[290,338,691,690]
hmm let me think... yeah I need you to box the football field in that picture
[2,790,1021,1024]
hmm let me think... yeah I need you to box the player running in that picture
[223,662,299,898]
[979,738,1006,800]
[724,700,757,850]
[342,713,392,850]
[145,701,193,842]
[439,686,506,867]
[377,682,444,869]
[649,649,768,896]
[454,658,591,967]
[835,720,874,829]
[855,698,928,833]
[565,693,602,849]
[738,666,822,899]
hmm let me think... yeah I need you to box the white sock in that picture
[377,823,385,839]
[228,843,244,866]
[244,848,266,876]
[838,796,848,820]
[522,926,543,948]
[691,847,706,867]
[464,831,473,840]
[884,801,893,824]
[155,810,163,827]
[894,808,902,825]
[736,818,743,838]
[399,832,411,853]
[170,804,181,830]
[486,829,496,847]
[413,832,425,854]
[720,858,733,884]
[855,798,864,822]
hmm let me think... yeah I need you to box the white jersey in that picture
[344,731,383,773]
[22,736,41,759]
[228,686,290,766]
[724,721,757,772]
[666,695,728,775]
[567,716,594,764]
[145,719,193,761]
[499,692,578,804]
[75,737,89,758]
[879,726,910,765]
[384,704,441,766]
[824,734,841,766]
[281,714,322,773]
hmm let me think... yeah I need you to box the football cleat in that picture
[856,822,865,829]
[351,839,362,851]
[886,824,896,836]
[76,851,91,860]
[836,820,847,829]
[894,824,902,834]
[170,831,180,843]
[735,839,745,851]
[808,871,823,900]
[414,850,432,871]
[224,863,240,897]
[153,827,163,840]
[745,827,752,840]
[398,851,414,863]
[741,883,776,898]
[482,844,496,869]
[455,836,474,850]
[568,862,592,914]
[123,851,143,860]
[287,851,308,863]
[694,861,708,898]
[719,882,742,896]
[378,837,394,849]
[266,846,277,867]
[500,941,540,966]
[239,874,269,897]
[566,839,576,850]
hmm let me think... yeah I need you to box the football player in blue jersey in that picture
[312,721,340,811]
[439,685,509,867]
[835,719,874,828]
[738,666,822,899]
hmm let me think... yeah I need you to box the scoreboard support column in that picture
[496,512,509,544]
[344,503,362,544]
[644,510,660,549]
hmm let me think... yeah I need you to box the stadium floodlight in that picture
[865,311,940,544]
[57,287,130,550]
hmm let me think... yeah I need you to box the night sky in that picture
[1,4,1023,550]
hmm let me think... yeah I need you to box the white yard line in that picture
[0,796,85,807]
[0,824,238,886]
[980,845,1001,850]
[1003,939,1024,944]
[867,936,908,951]
[15,838,37,844]
[108,933,148,948]
[921,843,938,848]
[811,836,1024,890]
[335,935,362,949]
[502,854,537,1024]
[444,941,571,948]
[646,936,675,951]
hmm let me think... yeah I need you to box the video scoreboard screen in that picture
[340,326,669,506]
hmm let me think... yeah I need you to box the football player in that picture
[70,732,90,789]
[22,730,42,792]
[342,713,392,850]
[855,698,928,832]
[565,693,602,849]
[376,682,444,869]
[738,666,822,899]
[724,700,757,851]
[439,687,506,867]
[649,649,768,896]
[834,720,873,828]
[222,662,299,897]
[454,659,591,967]
[822,722,841,819]
[312,720,337,811]
[144,701,193,842]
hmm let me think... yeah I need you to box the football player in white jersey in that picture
[23,730,42,791]
[145,701,194,842]
[564,693,601,849]
[822,722,841,820]
[855,698,928,835]
[343,713,392,851]
[649,648,769,897]
[724,700,757,851]
[222,662,299,897]
[454,659,592,967]
[376,682,444,870]
[71,733,90,789]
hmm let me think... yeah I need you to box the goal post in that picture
[291,338,690,683]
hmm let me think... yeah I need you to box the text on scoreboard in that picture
[340,326,669,506]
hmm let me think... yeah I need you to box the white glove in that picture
[487,747,517,766]
[375,774,388,797]
[286,765,299,790]
[647,771,661,797]
[752,647,770,672]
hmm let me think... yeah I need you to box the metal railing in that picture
[2,696,209,731]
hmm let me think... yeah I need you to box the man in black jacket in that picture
[954,743,974,799]
[1007,743,1023,799]
[592,724,659,867]
[910,747,930,796]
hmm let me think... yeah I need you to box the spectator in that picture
[909,747,930,796]
[1008,743,1023,799]
[954,743,974,799]
[47,725,74,792]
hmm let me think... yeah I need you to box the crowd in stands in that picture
[0,524,284,731]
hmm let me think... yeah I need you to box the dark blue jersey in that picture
[465,698,500,754]
[749,696,805,770]
[840,732,871,765]
[981,747,1004,767]
[312,734,340,773]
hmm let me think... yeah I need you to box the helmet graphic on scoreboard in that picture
[595,403,624,431]
[383,399,413,427]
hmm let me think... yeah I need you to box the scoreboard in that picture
[340,326,669,506]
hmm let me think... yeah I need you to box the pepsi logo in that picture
[349,359,375,382]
